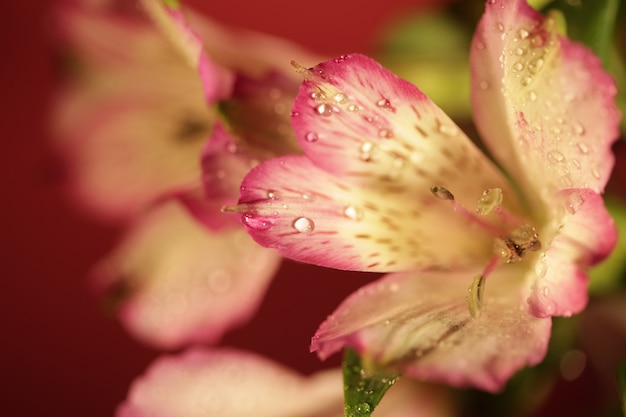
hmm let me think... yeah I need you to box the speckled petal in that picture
[138,0,233,102]
[311,269,551,393]
[93,201,281,349]
[116,348,343,417]
[54,5,212,220]
[525,189,617,318]
[239,155,499,272]
[237,54,523,272]
[471,0,619,206]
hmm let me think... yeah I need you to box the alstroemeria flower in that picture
[234,0,619,391]
[53,1,318,348]
[116,348,455,417]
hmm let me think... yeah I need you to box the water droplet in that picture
[347,103,360,112]
[547,149,565,163]
[527,90,537,101]
[267,189,279,199]
[573,122,585,135]
[343,205,363,221]
[513,61,524,71]
[497,22,505,32]
[566,193,584,214]
[531,33,546,47]
[527,57,544,74]
[437,122,459,136]
[515,47,526,56]
[378,128,393,138]
[333,55,348,63]
[290,111,300,117]
[376,98,391,108]
[359,142,375,161]
[479,80,489,90]
[521,76,532,86]
[591,167,601,179]
[334,92,348,104]
[310,91,326,101]
[542,286,550,296]
[535,256,548,277]
[356,402,371,413]
[576,142,589,154]
[293,216,315,233]
[518,28,530,39]
[305,132,319,142]
[242,213,272,231]
[476,41,485,50]
[315,103,333,117]
[301,192,314,201]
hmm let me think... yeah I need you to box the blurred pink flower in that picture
[233,0,619,391]
[116,348,456,417]
[52,0,320,348]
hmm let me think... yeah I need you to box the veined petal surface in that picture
[471,0,619,207]
[312,269,551,392]
[525,189,617,318]
[239,54,523,272]
[93,201,281,349]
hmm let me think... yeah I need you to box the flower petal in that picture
[54,5,212,219]
[138,0,234,103]
[525,189,617,318]
[311,269,551,392]
[93,201,281,349]
[237,54,523,272]
[116,348,344,417]
[471,0,619,204]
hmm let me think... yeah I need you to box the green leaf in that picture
[342,349,399,417]
[619,361,626,416]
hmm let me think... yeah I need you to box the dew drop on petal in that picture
[542,286,550,296]
[316,103,333,117]
[521,76,532,86]
[566,192,584,214]
[547,149,565,163]
[527,90,537,101]
[527,57,544,74]
[293,216,315,233]
[576,142,589,154]
[479,80,489,90]
[378,128,393,139]
[518,28,530,39]
[347,104,360,112]
[305,132,319,142]
[334,92,348,104]
[376,98,391,108]
[591,167,601,179]
[242,213,273,231]
[573,122,585,136]
[267,189,279,199]
[515,47,526,56]
[535,256,548,277]
[343,205,363,221]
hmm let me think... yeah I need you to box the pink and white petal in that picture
[116,348,344,417]
[292,54,515,209]
[311,269,551,393]
[471,0,620,205]
[137,0,234,103]
[237,155,497,273]
[54,7,212,220]
[525,189,617,318]
[93,201,281,349]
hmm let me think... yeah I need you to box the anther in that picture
[430,186,455,200]
[467,274,486,319]
[493,224,541,263]
[475,188,503,215]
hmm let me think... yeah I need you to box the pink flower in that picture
[52,0,318,348]
[116,348,455,417]
[233,0,619,391]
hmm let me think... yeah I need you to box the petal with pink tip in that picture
[292,54,513,208]
[238,155,498,272]
[525,189,617,318]
[53,6,212,220]
[311,269,551,393]
[93,201,281,349]
[116,348,343,417]
[471,0,619,204]
[137,0,233,103]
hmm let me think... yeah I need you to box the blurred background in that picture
[2,1,625,417]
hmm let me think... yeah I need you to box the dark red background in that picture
[1,1,443,416]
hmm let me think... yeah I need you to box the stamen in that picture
[467,274,486,319]
[291,60,314,80]
[431,185,507,236]
[494,224,541,263]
